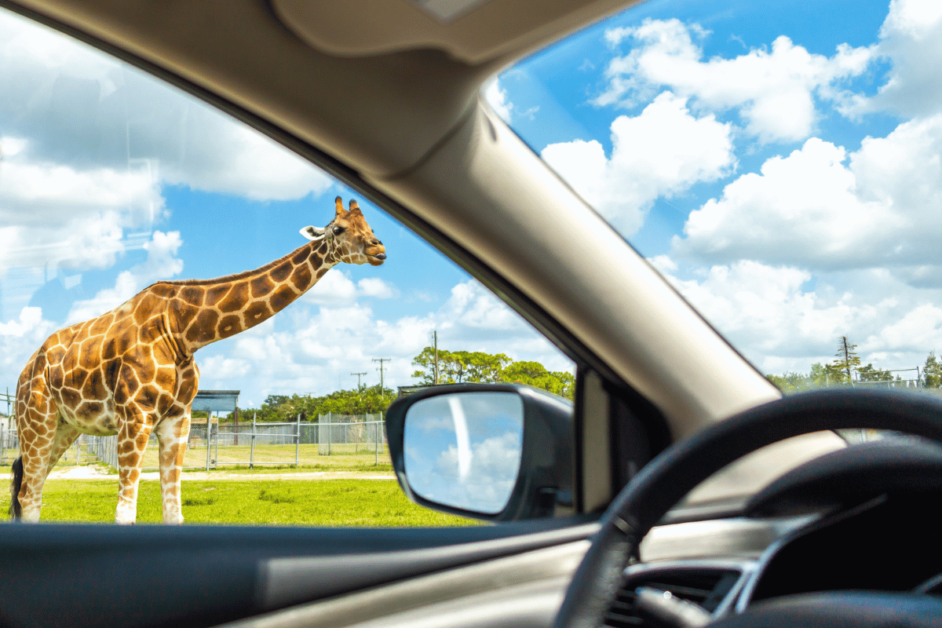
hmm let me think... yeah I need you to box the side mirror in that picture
[385,384,573,522]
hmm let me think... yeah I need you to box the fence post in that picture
[295,413,301,468]
[214,414,219,470]
[205,418,212,471]
[250,412,256,469]
[374,417,379,466]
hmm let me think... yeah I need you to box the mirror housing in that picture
[386,384,573,522]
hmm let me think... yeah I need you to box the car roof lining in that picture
[272,0,641,64]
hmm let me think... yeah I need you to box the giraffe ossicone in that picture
[10,197,386,524]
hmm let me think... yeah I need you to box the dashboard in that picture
[604,439,942,627]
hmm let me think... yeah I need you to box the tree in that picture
[501,361,576,399]
[925,352,942,388]
[766,372,811,393]
[231,385,398,423]
[831,336,861,384]
[412,347,575,399]
[412,348,510,384]
[857,363,893,382]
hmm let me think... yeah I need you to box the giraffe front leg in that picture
[115,413,153,525]
[155,413,190,525]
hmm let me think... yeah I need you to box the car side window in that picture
[0,8,574,526]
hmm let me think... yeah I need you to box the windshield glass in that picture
[494,0,941,393]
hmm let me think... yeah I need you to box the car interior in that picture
[1,0,941,627]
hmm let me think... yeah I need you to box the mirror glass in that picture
[403,392,524,514]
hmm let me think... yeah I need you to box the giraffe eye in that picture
[333,226,346,235]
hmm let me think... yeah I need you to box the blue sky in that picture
[3,0,942,409]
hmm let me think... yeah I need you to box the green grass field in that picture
[2,478,478,526]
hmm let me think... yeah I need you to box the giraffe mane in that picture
[154,240,318,287]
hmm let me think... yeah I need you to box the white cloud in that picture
[301,271,357,306]
[0,306,56,382]
[673,114,942,278]
[0,139,164,275]
[597,18,873,143]
[0,10,333,203]
[66,231,184,323]
[0,306,51,338]
[542,91,734,234]
[432,430,522,511]
[199,355,252,381]
[483,77,513,123]
[872,304,942,354]
[301,271,399,306]
[357,277,398,299]
[655,258,942,376]
[665,261,851,358]
[850,0,942,117]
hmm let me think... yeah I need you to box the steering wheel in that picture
[553,389,942,628]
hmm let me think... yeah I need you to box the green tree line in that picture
[767,336,942,393]
[411,347,575,399]
[226,347,575,422]
[226,384,397,423]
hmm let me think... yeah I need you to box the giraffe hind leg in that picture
[44,421,81,480]
[14,411,60,523]
[10,419,77,521]
[155,413,190,525]
[114,410,154,525]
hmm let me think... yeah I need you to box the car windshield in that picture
[494,0,942,394]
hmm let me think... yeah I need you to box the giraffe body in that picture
[11,198,385,524]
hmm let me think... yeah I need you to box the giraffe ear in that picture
[335,196,347,219]
[300,226,325,241]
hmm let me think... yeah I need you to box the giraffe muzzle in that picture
[368,252,387,266]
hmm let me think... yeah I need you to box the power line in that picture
[351,372,367,390]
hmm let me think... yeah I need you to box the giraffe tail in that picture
[9,456,23,520]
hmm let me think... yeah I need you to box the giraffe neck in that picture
[164,239,337,354]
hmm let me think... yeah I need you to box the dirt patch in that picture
[47,466,114,480]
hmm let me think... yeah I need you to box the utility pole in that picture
[351,372,367,391]
[372,358,391,395]
[433,330,439,385]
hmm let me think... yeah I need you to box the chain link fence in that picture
[0,413,386,471]
[0,426,120,468]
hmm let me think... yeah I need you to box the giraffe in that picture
[10,197,385,524]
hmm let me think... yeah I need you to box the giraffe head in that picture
[301,197,387,266]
